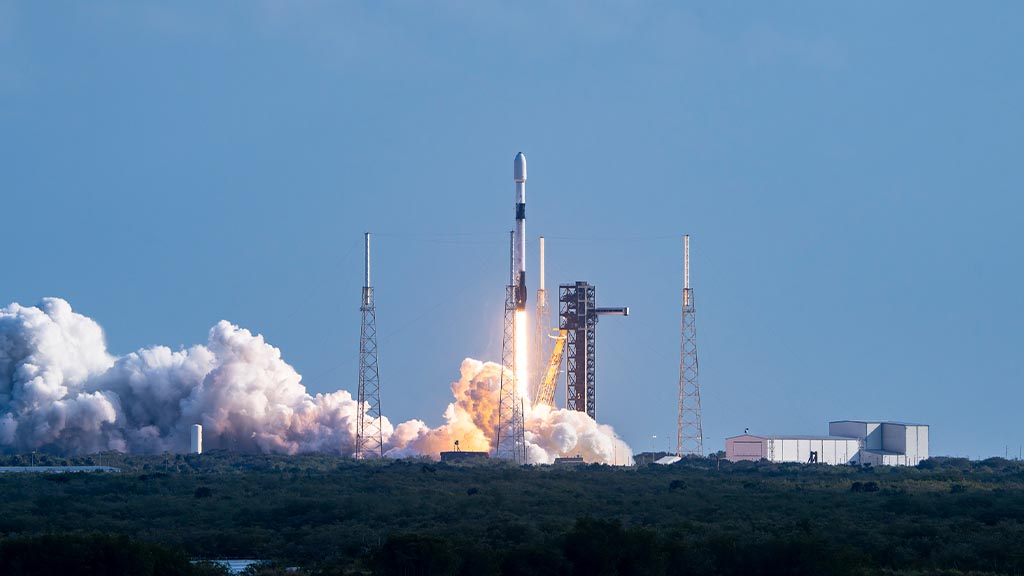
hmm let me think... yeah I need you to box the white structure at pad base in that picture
[190,424,203,455]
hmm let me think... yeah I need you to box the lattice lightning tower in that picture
[496,231,527,463]
[355,232,384,459]
[677,234,704,457]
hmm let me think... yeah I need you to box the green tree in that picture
[373,534,459,576]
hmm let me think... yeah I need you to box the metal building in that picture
[725,420,930,466]
[829,420,929,466]
[726,434,861,465]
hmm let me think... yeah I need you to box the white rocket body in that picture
[514,152,527,310]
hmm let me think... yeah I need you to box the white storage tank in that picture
[190,424,203,455]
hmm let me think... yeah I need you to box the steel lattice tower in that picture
[355,232,384,459]
[559,281,628,421]
[561,282,595,415]
[496,231,527,463]
[677,235,703,457]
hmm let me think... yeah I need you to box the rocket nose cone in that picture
[514,152,527,183]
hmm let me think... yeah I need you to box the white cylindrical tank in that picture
[190,424,203,455]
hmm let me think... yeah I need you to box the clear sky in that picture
[2,2,1022,459]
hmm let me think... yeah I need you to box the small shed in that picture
[439,451,489,464]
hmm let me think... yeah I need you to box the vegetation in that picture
[0,533,228,575]
[1,452,1023,575]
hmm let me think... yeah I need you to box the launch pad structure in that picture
[355,232,384,459]
[495,154,530,464]
[496,231,528,463]
[494,151,634,462]
[559,281,628,421]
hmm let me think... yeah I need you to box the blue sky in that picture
[2,2,1022,458]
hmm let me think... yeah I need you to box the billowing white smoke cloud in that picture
[387,359,634,465]
[0,298,631,463]
[0,298,373,455]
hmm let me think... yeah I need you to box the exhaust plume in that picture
[388,359,633,465]
[0,298,631,464]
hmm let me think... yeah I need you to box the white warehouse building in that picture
[725,434,860,465]
[725,421,929,466]
[829,420,929,466]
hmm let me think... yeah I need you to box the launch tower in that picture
[496,231,528,463]
[558,281,628,420]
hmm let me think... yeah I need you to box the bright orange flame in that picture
[515,310,529,400]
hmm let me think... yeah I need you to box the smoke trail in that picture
[0,298,631,463]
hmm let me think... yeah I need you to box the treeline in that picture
[0,454,1023,574]
[370,517,866,576]
[0,534,229,576]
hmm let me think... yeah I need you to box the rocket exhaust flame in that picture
[0,298,632,464]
